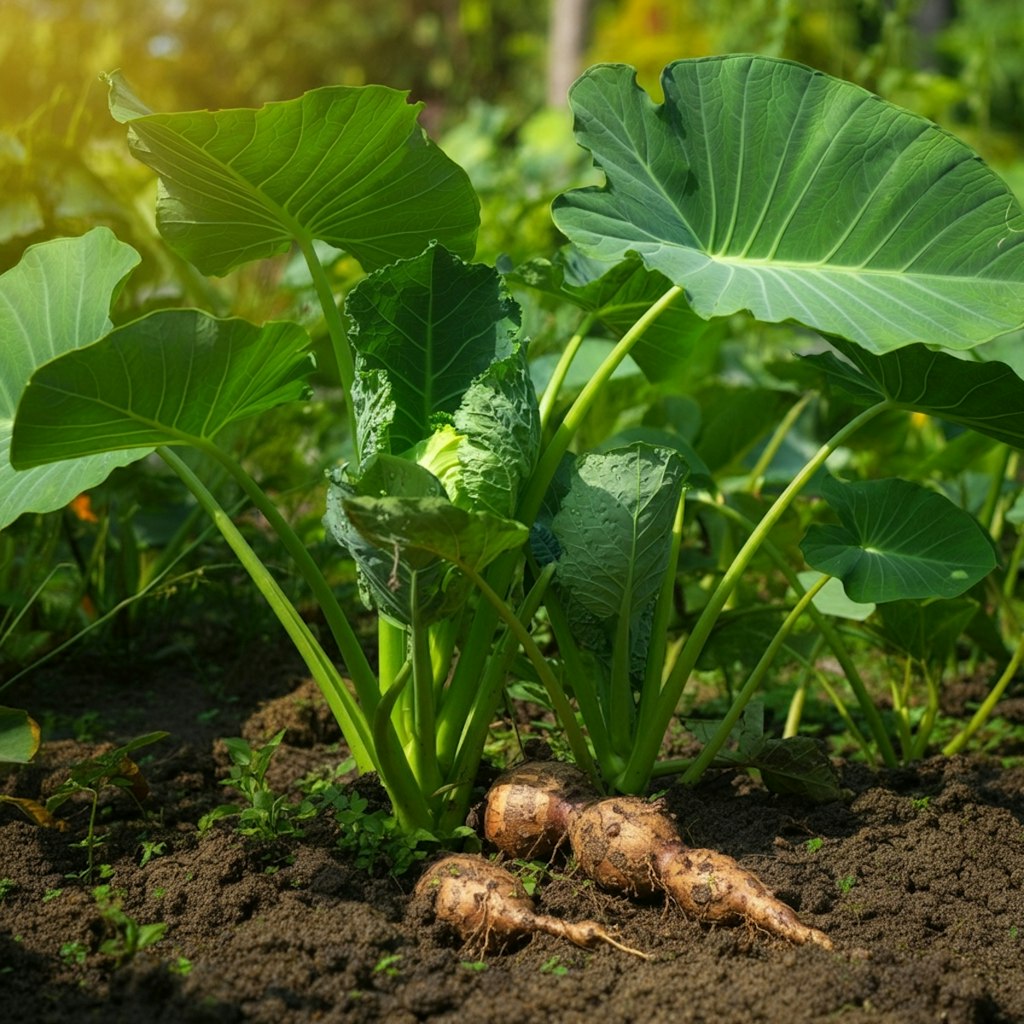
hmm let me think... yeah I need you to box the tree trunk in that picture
[547,0,591,107]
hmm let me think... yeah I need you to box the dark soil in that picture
[3,648,1024,1024]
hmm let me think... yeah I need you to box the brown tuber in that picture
[484,761,833,950]
[415,853,648,957]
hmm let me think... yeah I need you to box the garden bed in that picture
[2,649,1023,1024]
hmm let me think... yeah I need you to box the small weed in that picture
[93,885,167,967]
[0,878,16,900]
[59,940,88,967]
[198,730,316,841]
[1010,925,1019,941]
[836,875,857,895]
[460,960,489,972]
[41,732,168,882]
[168,955,193,976]
[310,782,445,876]
[911,796,931,811]
[138,840,168,867]
[540,955,569,977]
[152,886,167,900]
[42,888,63,903]
[804,837,824,854]
[373,953,402,978]
[513,859,548,896]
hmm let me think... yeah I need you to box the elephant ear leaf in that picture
[105,71,479,276]
[553,55,1024,353]
[0,229,142,530]
[800,476,996,603]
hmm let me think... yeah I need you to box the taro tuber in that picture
[484,761,833,950]
[415,853,648,957]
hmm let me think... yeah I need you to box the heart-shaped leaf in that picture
[553,56,1024,353]
[806,339,1024,450]
[800,476,996,602]
[106,72,479,276]
[0,229,142,529]
[12,310,312,465]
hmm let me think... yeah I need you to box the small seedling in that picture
[309,782,446,876]
[836,875,857,895]
[198,730,316,841]
[0,878,16,900]
[805,838,824,854]
[42,888,63,903]
[59,940,88,967]
[32,732,167,882]
[92,884,167,967]
[138,839,168,866]
[540,955,570,977]
[372,953,402,978]
[168,955,193,976]
[460,960,489,972]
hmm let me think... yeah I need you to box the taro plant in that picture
[3,56,1024,838]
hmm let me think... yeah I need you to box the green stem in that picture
[459,561,600,789]
[541,585,615,771]
[782,636,823,738]
[708,499,897,766]
[609,597,635,758]
[977,444,1012,538]
[746,392,813,495]
[538,312,597,432]
[635,491,685,743]
[618,400,894,792]
[911,666,941,761]
[158,447,377,772]
[438,564,559,831]
[519,286,684,525]
[679,574,830,787]
[369,660,433,832]
[943,630,1024,755]
[378,616,410,745]
[296,236,360,457]
[191,440,379,715]
[409,573,441,800]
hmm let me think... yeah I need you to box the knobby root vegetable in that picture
[415,853,648,958]
[569,796,833,949]
[483,759,593,859]
[484,761,833,950]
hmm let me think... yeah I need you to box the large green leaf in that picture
[346,244,522,455]
[551,443,688,625]
[800,476,996,603]
[342,495,529,577]
[12,310,312,466]
[553,56,1024,353]
[806,339,1024,450]
[324,458,452,626]
[106,72,479,276]
[0,229,142,529]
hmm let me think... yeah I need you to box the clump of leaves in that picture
[309,780,440,876]
[198,730,316,841]
[92,884,167,967]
